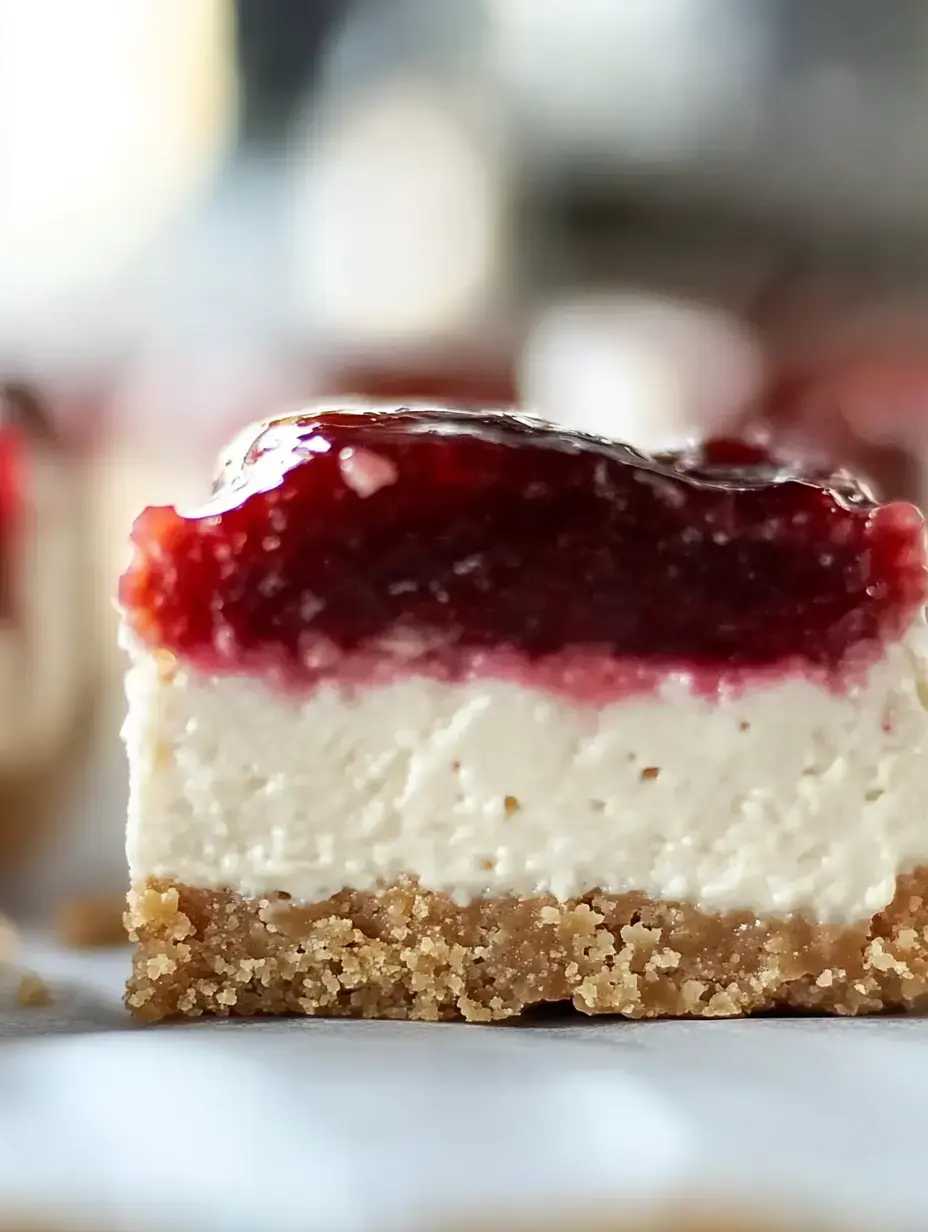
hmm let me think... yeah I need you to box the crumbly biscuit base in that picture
[125,872,928,1022]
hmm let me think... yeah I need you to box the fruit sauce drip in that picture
[121,407,927,696]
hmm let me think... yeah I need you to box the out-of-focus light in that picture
[487,0,763,162]
[0,0,236,324]
[290,81,506,346]
[107,346,304,459]
[521,295,763,449]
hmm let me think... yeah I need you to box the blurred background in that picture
[4,0,928,918]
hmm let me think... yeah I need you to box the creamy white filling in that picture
[125,626,928,924]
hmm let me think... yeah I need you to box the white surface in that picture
[127,629,928,921]
[0,940,927,1230]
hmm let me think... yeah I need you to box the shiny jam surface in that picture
[120,407,927,694]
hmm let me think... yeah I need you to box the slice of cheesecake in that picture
[0,386,85,870]
[120,405,928,1022]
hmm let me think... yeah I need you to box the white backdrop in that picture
[0,937,925,1232]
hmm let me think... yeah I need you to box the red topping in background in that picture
[0,427,22,531]
[746,288,928,506]
[0,419,24,620]
[120,407,927,691]
[0,383,54,530]
[749,366,926,507]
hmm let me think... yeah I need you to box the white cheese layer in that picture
[125,627,928,924]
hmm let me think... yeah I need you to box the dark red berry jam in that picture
[120,406,927,689]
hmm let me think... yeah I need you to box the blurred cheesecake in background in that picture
[0,387,87,871]
[0,1,238,907]
[746,286,928,509]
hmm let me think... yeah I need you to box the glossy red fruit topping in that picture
[120,407,927,687]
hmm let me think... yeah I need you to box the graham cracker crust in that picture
[126,868,928,1022]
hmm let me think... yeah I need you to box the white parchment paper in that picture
[1,938,926,1231]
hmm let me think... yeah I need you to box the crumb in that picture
[0,918,52,1009]
[16,971,51,1008]
[55,894,127,949]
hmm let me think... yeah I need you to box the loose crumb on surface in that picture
[55,894,128,949]
[0,917,52,1009]
[16,971,51,1008]
[126,866,928,1023]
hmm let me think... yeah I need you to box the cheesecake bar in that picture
[0,385,85,869]
[120,405,928,1022]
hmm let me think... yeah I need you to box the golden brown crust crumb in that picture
[16,971,52,1008]
[1,917,51,1008]
[55,894,128,949]
[126,868,928,1022]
